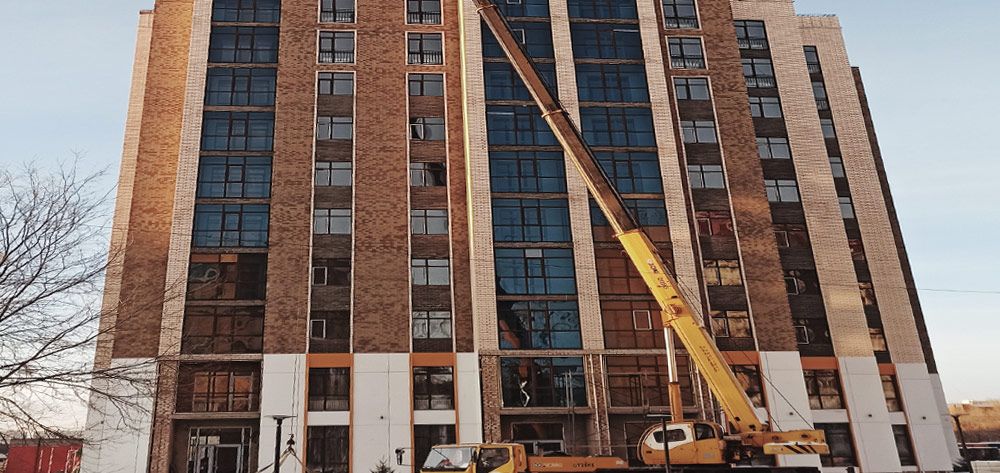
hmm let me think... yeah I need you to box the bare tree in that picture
[0,159,158,440]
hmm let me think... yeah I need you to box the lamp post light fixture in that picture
[269,415,296,473]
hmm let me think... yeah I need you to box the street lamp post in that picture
[270,415,296,473]
[646,413,672,473]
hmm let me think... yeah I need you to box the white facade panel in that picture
[258,354,307,473]
[896,363,953,471]
[838,357,900,473]
[353,354,413,473]
[760,352,820,467]
[80,359,157,473]
[456,353,484,443]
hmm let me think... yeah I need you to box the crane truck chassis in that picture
[407,0,832,471]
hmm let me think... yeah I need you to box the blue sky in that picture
[0,1,996,403]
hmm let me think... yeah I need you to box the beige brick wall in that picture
[158,0,212,358]
[730,0,872,357]
[798,17,925,364]
[95,10,154,369]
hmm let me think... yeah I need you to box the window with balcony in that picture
[773,224,809,248]
[820,118,837,138]
[733,365,765,407]
[709,309,751,339]
[580,107,655,147]
[409,33,444,64]
[839,196,856,219]
[413,310,452,340]
[673,77,710,100]
[817,423,856,466]
[320,0,355,22]
[193,204,269,248]
[688,164,725,189]
[202,111,274,151]
[483,22,555,58]
[495,0,550,17]
[484,62,557,100]
[734,20,768,50]
[182,306,264,354]
[213,0,280,22]
[680,120,717,143]
[316,162,352,187]
[319,72,354,95]
[317,116,354,140]
[804,369,843,409]
[209,27,279,63]
[495,248,576,295]
[696,211,734,237]
[595,151,662,193]
[486,105,557,145]
[662,0,698,29]
[595,248,650,295]
[703,259,741,286]
[310,311,350,353]
[319,31,355,63]
[177,364,259,413]
[829,156,846,178]
[500,357,586,407]
[489,151,566,193]
[668,37,705,69]
[812,81,830,111]
[757,137,790,159]
[411,209,449,235]
[410,117,446,141]
[575,64,649,103]
[409,73,445,96]
[309,368,350,411]
[498,300,581,350]
[591,200,667,240]
[764,179,800,203]
[307,427,349,473]
[314,208,352,234]
[570,23,643,60]
[407,0,442,24]
[601,300,663,349]
[410,162,447,186]
[412,259,451,285]
[492,198,571,242]
[206,68,276,106]
[413,367,454,410]
[749,96,782,118]
[742,58,775,88]
[568,0,637,19]
[197,156,271,198]
[187,253,267,301]
[804,46,822,73]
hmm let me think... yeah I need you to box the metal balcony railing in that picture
[320,9,355,23]
[407,11,442,24]
[319,51,355,63]
[663,17,699,29]
[671,57,705,69]
[745,76,776,88]
[408,51,444,65]
[738,38,770,50]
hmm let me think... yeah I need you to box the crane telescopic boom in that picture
[473,0,827,457]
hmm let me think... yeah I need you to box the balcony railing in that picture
[408,51,444,65]
[671,57,705,69]
[320,9,355,23]
[807,63,822,74]
[745,76,776,88]
[663,17,699,29]
[319,51,355,64]
[815,99,830,111]
[738,38,770,50]
[407,11,442,24]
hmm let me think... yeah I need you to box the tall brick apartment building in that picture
[82,0,957,472]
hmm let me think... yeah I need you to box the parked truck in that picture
[407,0,831,471]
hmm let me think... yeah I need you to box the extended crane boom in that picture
[473,0,827,459]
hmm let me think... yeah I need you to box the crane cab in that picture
[416,443,527,473]
[637,421,727,466]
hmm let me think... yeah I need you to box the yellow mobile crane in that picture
[405,0,829,471]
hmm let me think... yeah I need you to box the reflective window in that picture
[764,179,800,203]
[673,77,710,100]
[500,357,587,407]
[177,364,259,413]
[733,365,765,407]
[213,0,280,22]
[757,137,790,159]
[315,162,352,187]
[319,31,355,63]
[662,0,698,29]
[489,151,566,193]
[695,211,733,237]
[487,105,557,145]
[317,116,354,140]
[498,301,582,350]
[187,253,267,301]
[309,368,350,411]
[576,63,649,103]
[493,198,571,242]
[804,369,844,409]
[680,120,717,144]
[411,209,450,235]
[483,22,554,58]
[484,62,557,100]
[413,311,452,339]
[668,37,705,69]
[209,27,279,63]
[193,204,269,247]
[829,156,846,178]
[409,33,444,65]
[409,73,444,96]
[495,0,550,17]
[307,426,350,473]
[314,208,352,234]
[197,156,271,198]
[413,367,454,410]
[839,196,856,219]
[703,259,741,286]
[742,58,775,88]
[320,0,356,23]
[411,117,446,140]
[821,118,838,138]
[596,151,662,193]
[412,259,451,285]
[734,20,768,50]
[410,162,447,186]
[182,306,264,355]
[688,164,725,189]
[201,111,274,151]
[495,248,576,295]
[580,107,656,147]
[568,0,637,19]
[407,0,442,25]
[570,23,643,60]
[749,96,782,118]
[318,72,354,95]
[709,309,751,338]
[206,68,276,106]
[817,423,857,467]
